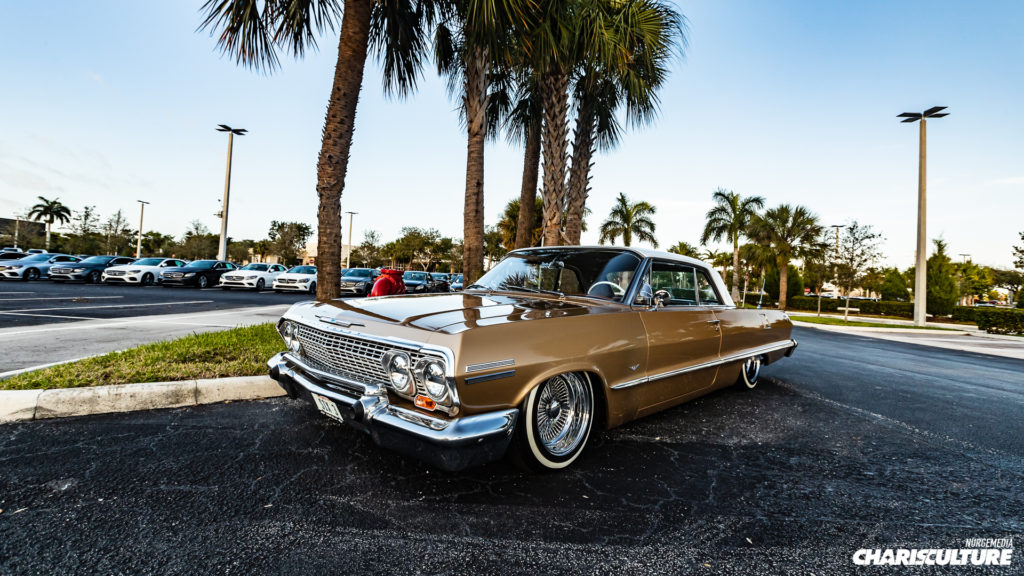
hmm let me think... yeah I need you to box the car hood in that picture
[312,291,620,335]
[277,273,313,280]
[175,266,218,273]
[341,275,374,282]
[107,264,161,271]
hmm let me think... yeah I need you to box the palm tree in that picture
[667,241,700,258]
[496,196,543,249]
[598,192,657,247]
[747,204,823,310]
[739,242,774,306]
[434,1,525,284]
[700,188,765,301]
[497,70,543,250]
[563,1,684,244]
[28,196,71,249]
[200,0,438,300]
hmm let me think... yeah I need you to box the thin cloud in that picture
[986,176,1024,186]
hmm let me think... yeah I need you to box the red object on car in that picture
[369,269,406,297]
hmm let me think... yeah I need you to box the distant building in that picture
[0,217,45,249]
[301,239,352,266]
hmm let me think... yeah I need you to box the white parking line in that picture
[0,291,34,295]
[0,311,98,320]
[0,304,290,338]
[0,296,124,302]
[4,300,214,313]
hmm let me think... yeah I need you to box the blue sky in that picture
[1,1,1022,268]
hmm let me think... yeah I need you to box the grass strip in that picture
[2,323,282,391]
[790,315,959,331]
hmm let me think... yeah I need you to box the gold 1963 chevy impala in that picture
[268,246,797,471]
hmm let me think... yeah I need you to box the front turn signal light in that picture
[415,395,436,411]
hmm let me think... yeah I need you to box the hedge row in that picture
[786,296,914,318]
[973,308,1024,335]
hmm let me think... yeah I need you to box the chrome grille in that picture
[164,272,184,279]
[106,270,125,276]
[278,278,297,284]
[295,324,434,393]
[51,267,73,274]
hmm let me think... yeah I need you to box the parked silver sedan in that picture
[0,253,82,281]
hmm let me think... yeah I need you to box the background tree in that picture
[142,231,177,257]
[764,264,804,304]
[496,197,542,250]
[954,261,994,305]
[1013,231,1024,269]
[739,242,774,306]
[926,239,958,316]
[201,0,438,300]
[667,241,699,258]
[833,221,883,320]
[65,205,102,255]
[394,227,447,270]
[102,210,134,256]
[267,221,314,266]
[228,239,255,263]
[180,221,219,260]
[747,204,822,310]
[505,72,542,250]
[28,196,71,250]
[483,225,506,269]
[351,230,385,267]
[880,267,910,302]
[699,188,764,301]
[992,268,1023,307]
[800,235,832,316]
[598,192,657,247]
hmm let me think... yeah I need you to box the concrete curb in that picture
[789,320,972,335]
[0,376,285,424]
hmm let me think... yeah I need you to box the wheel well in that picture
[581,371,609,430]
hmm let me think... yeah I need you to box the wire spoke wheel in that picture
[533,373,592,458]
[738,356,761,389]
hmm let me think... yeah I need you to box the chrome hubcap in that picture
[535,373,592,457]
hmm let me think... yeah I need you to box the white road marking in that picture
[0,291,34,295]
[4,300,214,313]
[0,305,290,337]
[0,311,98,320]
[0,296,124,302]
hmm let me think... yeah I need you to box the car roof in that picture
[508,245,712,269]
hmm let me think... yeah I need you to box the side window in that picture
[696,270,722,305]
[646,261,698,307]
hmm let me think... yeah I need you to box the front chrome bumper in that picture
[267,352,518,471]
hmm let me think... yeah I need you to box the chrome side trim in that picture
[610,339,797,390]
[465,370,515,385]
[466,359,514,373]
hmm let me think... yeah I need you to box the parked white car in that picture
[102,257,187,285]
[272,265,317,293]
[219,262,288,291]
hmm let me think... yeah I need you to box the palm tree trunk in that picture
[779,260,789,310]
[514,121,541,249]
[541,71,569,247]
[314,0,373,301]
[623,228,632,247]
[462,46,488,285]
[565,103,595,245]
[731,236,741,301]
[45,221,52,250]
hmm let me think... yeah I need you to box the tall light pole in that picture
[345,211,357,269]
[829,224,843,296]
[136,200,149,258]
[898,106,948,326]
[958,253,970,264]
[216,124,247,261]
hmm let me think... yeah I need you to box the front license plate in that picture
[312,393,344,423]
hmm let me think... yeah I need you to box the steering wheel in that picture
[588,281,626,297]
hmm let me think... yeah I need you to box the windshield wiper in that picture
[502,284,564,298]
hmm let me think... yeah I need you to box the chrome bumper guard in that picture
[268,352,518,471]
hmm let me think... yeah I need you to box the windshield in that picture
[403,271,428,281]
[242,263,268,271]
[346,269,374,278]
[431,274,447,279]
[134,258,163,266]
[82,256,115,264]
[188,260,218,269]
[289,266,316,274]
[471,249,642,301]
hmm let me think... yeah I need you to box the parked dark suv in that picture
[161,260,237,288]
[50,255,136,283]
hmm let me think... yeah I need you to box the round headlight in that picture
[383,351,414,395]
[73,268,86,272]
[421,360,448,401]
[282,321,296,345]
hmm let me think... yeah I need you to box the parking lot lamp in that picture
[345,211,357,268]
[216,124,247,261]
[136,200,149,257]
[898,106,948,326]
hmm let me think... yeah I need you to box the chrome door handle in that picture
[706,319,721,324]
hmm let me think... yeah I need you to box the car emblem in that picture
[316,315,363,328]
[629,363,640,371]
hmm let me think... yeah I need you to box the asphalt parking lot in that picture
[0,279,312,328]
[0,280,358,373]
[1,326,1021,574]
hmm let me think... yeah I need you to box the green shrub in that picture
[973,308,1024,335]
[858,300,914,317]
[787,296,841,312]
[951,306,978,323]
[765,264,803,302]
